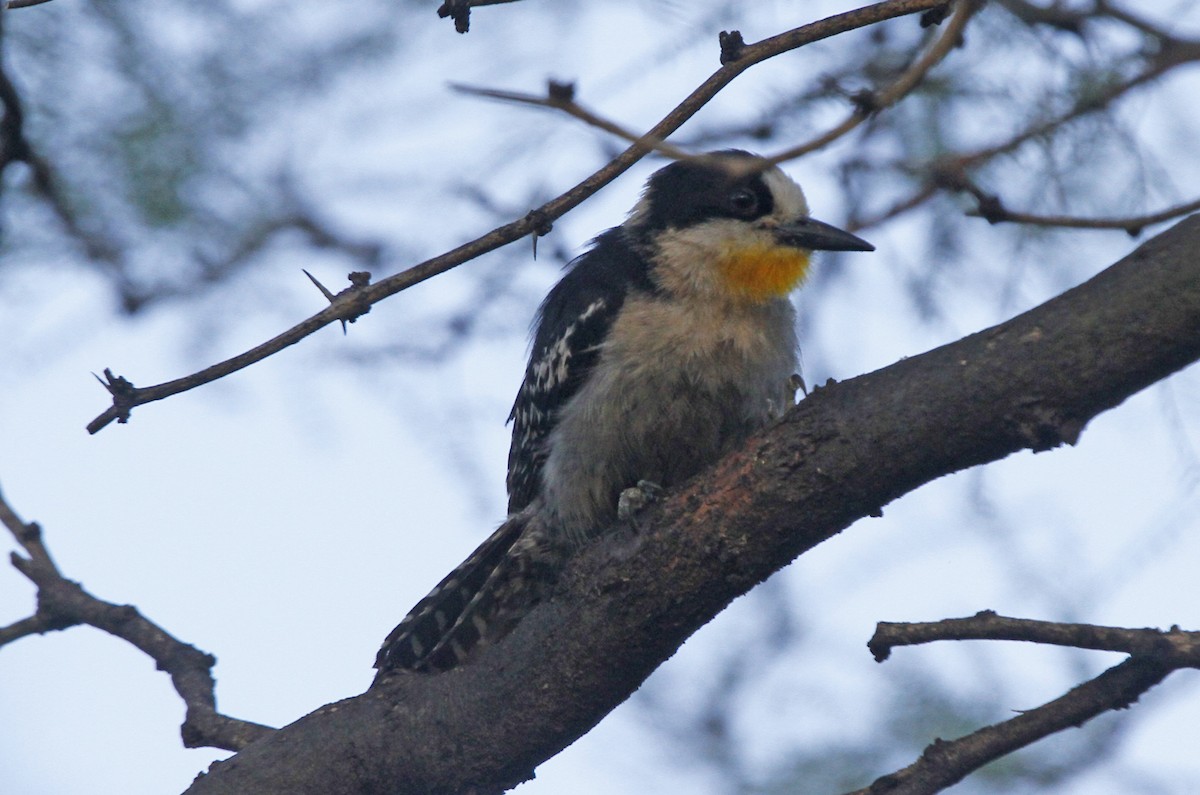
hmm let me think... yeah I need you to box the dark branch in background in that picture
[0,4,132,288]
[183,213,1200,793]
[85,0,950,434]
[0,485,275,752]
[0,6,52,189]
[851,612,1200,795]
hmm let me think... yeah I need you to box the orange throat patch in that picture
[716,244,812,302]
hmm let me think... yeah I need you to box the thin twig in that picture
[86,0,949,434]
[845,658,1175,795]
[869,610,1196,660]
[767,0,978,165]
[967,194,1200,236]
[451,81,694,161]
[848,23,1200,234]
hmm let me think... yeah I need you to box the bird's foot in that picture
[618,480,666,527]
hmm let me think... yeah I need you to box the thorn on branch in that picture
[303,269,337,303]
[718,30,746,65]
[526,209,554,260]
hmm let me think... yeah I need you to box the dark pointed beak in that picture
[775,217,874,252]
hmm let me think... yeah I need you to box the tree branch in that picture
[850,613,1200,795]
[851,658,1174,795]
[870,610,1197,659]
[0,485,274,752]
[849,17,1200,234]
[966,193,1200,236]
[86,0,949,434]
[183,212,1200,793]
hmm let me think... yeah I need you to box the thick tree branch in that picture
[86,0,948,434]
[0,485,274,751]
[184,213,1200,793]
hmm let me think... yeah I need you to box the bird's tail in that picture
[374,509,562,677]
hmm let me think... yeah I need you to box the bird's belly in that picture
[540,299,797,541]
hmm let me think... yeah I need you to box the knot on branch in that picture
[526,208,554,238]
[546,79,575,105]
[718,30,746,65]
[304,270,373,332]
[437,0,471,33]
[974,192,1007,224]
[921,2,954,28]
[851,89,883,116]
[1011,401,1084,450]
[93,368,137,425]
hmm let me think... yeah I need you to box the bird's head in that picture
[627,151,873,303]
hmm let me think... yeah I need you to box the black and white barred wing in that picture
[506,227,651,514]
[506,295,612,513]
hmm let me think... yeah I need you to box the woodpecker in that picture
[375,150,872,676]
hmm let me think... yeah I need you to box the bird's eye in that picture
[727,188,759,217]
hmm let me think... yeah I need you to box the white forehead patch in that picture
[762,167,809,221]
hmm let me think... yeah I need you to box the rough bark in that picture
[186,216,1200,795]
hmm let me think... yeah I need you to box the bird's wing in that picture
[505,228,654,514]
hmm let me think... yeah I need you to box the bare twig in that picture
[6,0,58,9]
[847,612,1200,795]
[451,80,694,161]
[453,0,969,176]
[966,194,1200,236]
[850,37,1200,233]
[869,610,1197,660]
[843,5,1200,235]
[86,0,949,434]
[846,659,1175,795]
[767,0,977,165]
[0,484,275,751]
